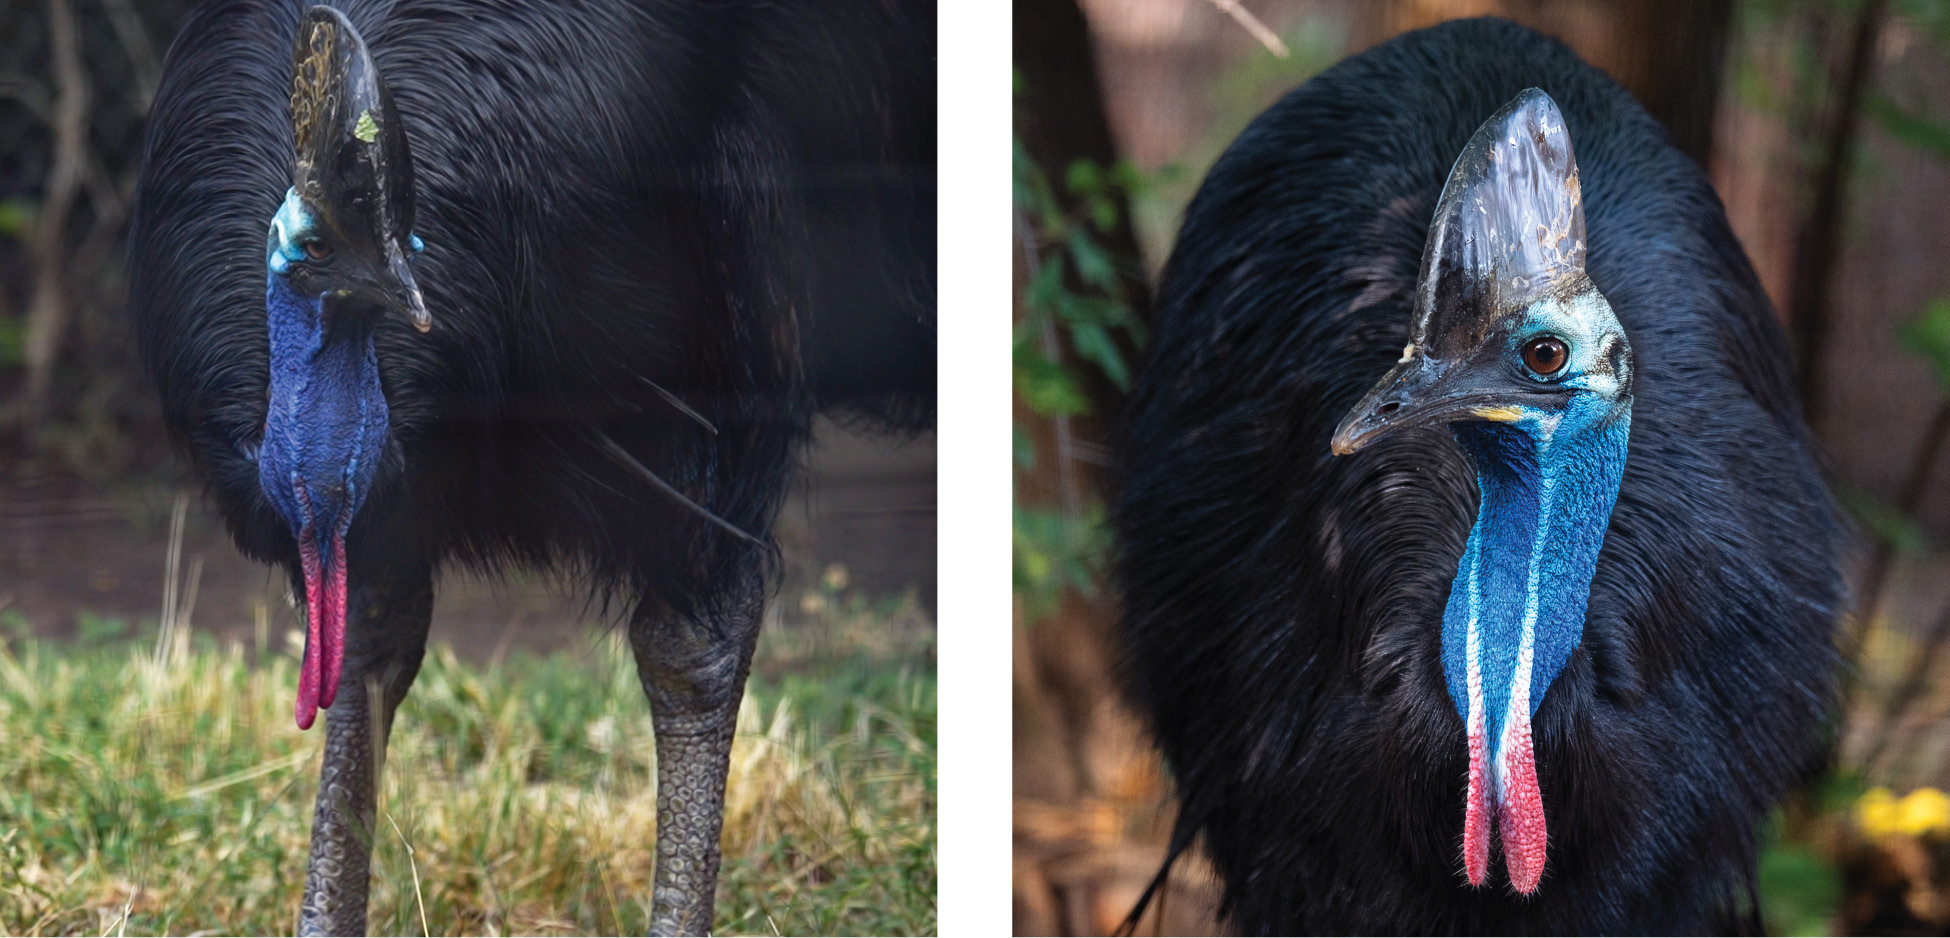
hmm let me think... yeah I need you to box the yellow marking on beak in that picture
[1473,406,1524,422]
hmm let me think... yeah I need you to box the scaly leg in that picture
[632,582,763,936]
[297,566,433,937]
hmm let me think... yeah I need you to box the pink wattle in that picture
[1460,709,1549,893]
[320,532,346,709]
[296,527,323,729]
[292,505,348,730]
[1498,712,1547,894]
[1463,715,1491,885]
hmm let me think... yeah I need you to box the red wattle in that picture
[1498,712,1547,894]
[295,526,324,730]
[1463,722,1492,886]
[319,532,347,710]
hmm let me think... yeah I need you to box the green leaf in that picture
[1025,255,1069,314]
[1055,292,1122,329]
[0,317,26,368]
[1867,93,1950,162]
[1758,832,1841,937]
[1014,353,1091,417]
[1898,296,1950,392]
[1065,229,1117,292]
[0,199,36,241]
[1841,489,1931,555]
[1089,193,1119,233]
[1012,504,1113,622]
[1069,322,1130,390]
[1064,159,1102,197]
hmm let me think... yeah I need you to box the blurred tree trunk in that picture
[1015,0,1176,933]
[1364,0,1733,167]
[1787,0,1885,428]
[22,0,88,431]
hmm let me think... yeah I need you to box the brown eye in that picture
[1521,336,1568,376]
[302,239,331,261]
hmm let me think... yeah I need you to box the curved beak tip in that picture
[1330,411,1387,456]
[395,267,431,332]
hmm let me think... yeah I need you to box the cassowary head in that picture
[259,6,426,730]
[1331,90,1634,893]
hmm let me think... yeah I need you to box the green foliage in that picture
[1758,827,1843,936]
[1894,0,1950,46]
[0,317,25,369]
[1844,485,1932,554]
[1012,143,1150,409]
[1013,504,1112,622]
[1755,774,1856,935]
[1867,93,1950,161]
[0,198,35,242]
[1014,76,1158,624]
[72,611,129,646]
[1899,296,1950,391]
[0,609,31,641]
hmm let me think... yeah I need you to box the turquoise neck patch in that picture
[1440,399,1631,743]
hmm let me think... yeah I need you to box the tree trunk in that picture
[22,0,89,430]
[1365,0,1734,167]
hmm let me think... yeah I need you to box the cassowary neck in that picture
[1439,408,1629,889]
[260,273,388,729]
[262,276,388,524]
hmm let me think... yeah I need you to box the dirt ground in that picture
[0,419,936,657]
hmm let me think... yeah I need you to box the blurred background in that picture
[1014,0,1950,933]
[0,2,936,932]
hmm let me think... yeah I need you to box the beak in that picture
[384,239,431,332]
[1330,351,1531,456]
[293,233,430,332]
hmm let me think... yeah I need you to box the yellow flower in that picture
[1857,786,1950,839]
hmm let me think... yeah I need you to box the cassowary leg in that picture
[631,585,762,936]
[297,566,433,937]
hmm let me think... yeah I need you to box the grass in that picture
[0,588,936,936]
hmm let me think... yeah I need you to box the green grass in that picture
[0,593,936,936]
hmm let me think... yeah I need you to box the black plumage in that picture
[1115,18,1840,933]
[128,1,932,933]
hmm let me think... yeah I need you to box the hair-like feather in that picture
[129,0,935,624]
[1115,18,1840,933]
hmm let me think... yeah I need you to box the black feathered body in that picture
[1116,19,1840,933]
[130,0,934,620]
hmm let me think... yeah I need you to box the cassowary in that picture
[128,2,933,934]
[1116,18,1840,933]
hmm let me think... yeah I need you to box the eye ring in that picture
[301,238,332,261]
[1521,335,1569,377]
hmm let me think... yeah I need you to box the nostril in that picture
[1378,401,1401,416]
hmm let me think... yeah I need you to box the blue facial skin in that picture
[258,189,390,556]
[1436,292,1633,751]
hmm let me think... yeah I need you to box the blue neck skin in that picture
[1439,399,1630,757]
[258,271,388,555]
